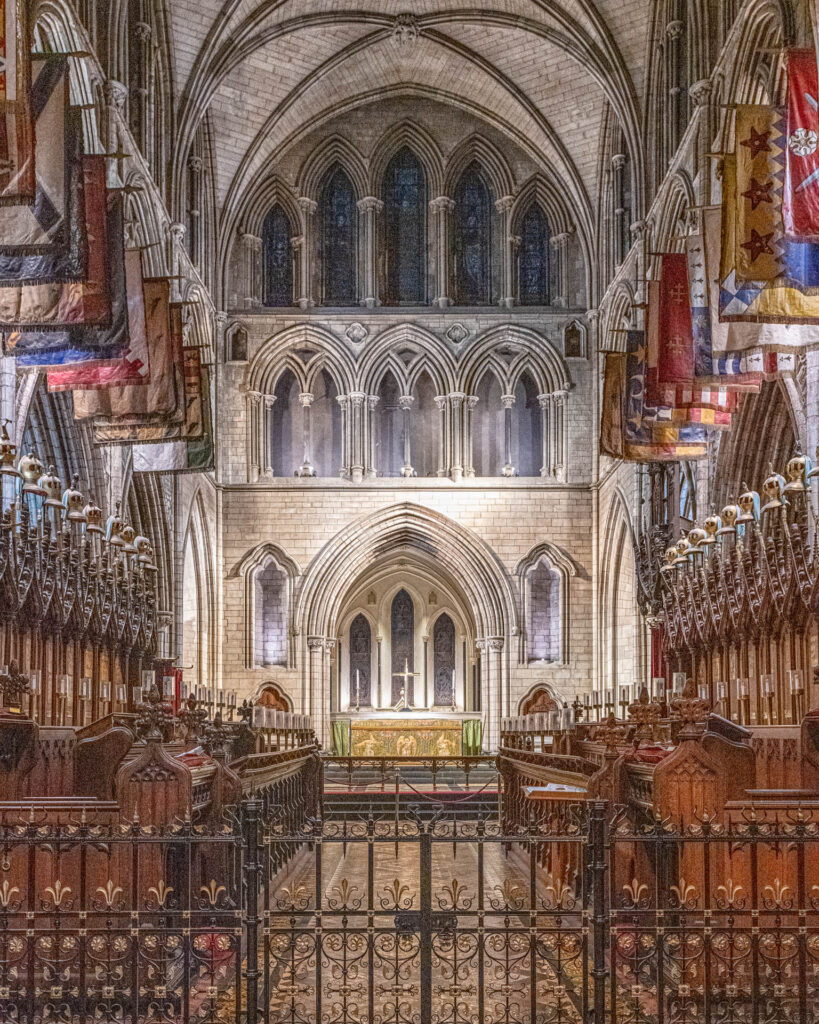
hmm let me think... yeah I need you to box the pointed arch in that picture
[297,133,369,202]
[359,323,456,396]
[229,542,301,671]
[443,134,514,200]
[461,325,571,397]
[370,121,445,197]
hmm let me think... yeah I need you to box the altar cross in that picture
[392,658,420,710]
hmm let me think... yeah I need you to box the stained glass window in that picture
[383,148,426,305]
[454,163,491,305]
[433,613,455,706]
[262,205,293,306]
[518,205,550,305]
[349,613,372,707]
[320,166,357,305]
[390,589,415,704]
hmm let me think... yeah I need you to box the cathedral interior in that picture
[2,0,819,1021]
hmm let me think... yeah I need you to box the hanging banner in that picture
[784,48,819,240]
[4,196,128,366]
[0,124,90,286]
[0,0,34,204]
[72,277,175,420]
[735,104,784,280]
[600,352,625,459]
[719,156,819,323]
[47,248,150,391]
[655,253,695,386]
[133,365,214,474]
[0,177,112,329]
[0,56,68,244]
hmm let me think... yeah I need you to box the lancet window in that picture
[383,148,427,305]
[320,166,357,305]
[262,205,294,306]
[453,163,492,305]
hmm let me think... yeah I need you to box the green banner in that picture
[332,719,351,756]
[461,719,482,755]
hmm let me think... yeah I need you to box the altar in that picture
[350,716,462,756]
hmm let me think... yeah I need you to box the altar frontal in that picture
[350,718,462,757]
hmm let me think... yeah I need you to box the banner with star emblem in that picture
[720,156,819,323]
[784,49,819,240]
[735,105,784,280]
[0,0,34,204]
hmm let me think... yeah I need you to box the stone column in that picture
[290,235,304,307]
[463,396,478,478]
[366,395,379,479]
[306,636,324,729]
[538,394,552,477]
[434,395,449,477]
[336,395,351,478]
[610,153,627,267]
[321,639,335,748]
[297,197,317,309]
[495,195,515,308]
[501,394,516,477]
[240,232,262,309]
[187,154,203,267]
[357,197,383,308]
[448,392,465,481]
[429,197,455,308]
[689,78,713,207]
[262,395,276,477]
[630,219,648,308]
[398,395,415,477]
[349,392,366,482]
[168,222,186,302]
[550,230,572,307]
[553,389,568,481]
[666,19,685,161]
[478,637,505,752]
[246,390,262,482]
[297,392,316,477]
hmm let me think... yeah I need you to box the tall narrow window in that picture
[311,369,343,477]
[262,205,293,306]
[375,371,404,477]
[453,163,491,304]
[320,166,357,305]
[433,613,456,706]
[472,371,504,476]
[511,371,543,477]
[518,206,550,305]
[254,561,288,667]
[390,589,415,704]
[527,557,560,662]
[349,614,372,707]
[383,148,426,305]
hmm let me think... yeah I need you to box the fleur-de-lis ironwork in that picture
[715,879,746,909]
[622,878,649,908]
[146,880,175,909]
[437,878,472,910]
[327,879,361,910]
[199,880,226,907]
[380,878,413,910]
[669,878,698,908]
[0,881,20,910]
[42,881,72,910]
[762,878,793,910]
[274,884,311,912]
[94,881,124,910]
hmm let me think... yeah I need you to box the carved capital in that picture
[487,637,504,652]
[501,394,516,410]
[688,78,712,106]
[187,154,203,174]
[168,221,186,244]
[666,18,684,39]
[307,636,325,653]
[429,196,455,214]
[397,395,414,411]
[298,392,314,409]
[297,197,318,216]
[357,196,384,214]
[495,195,515,215]
[611,153,627,171]
[104,79,129,111]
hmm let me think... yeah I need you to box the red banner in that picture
[656,253,694,386]
[784,48,819,239]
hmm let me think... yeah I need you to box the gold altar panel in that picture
[350,719,461,757]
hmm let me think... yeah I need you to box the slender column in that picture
[349,392,366,482]
[495,195,515,308]
[306,636,324,728]
[448,392,465,481]
[423,635,429,708]
[246,390,262,482]
[239,232,262,309]
[501,394,516,477]
[321,639,335,748]
[297,392,316,477]
[429,197,455,308]
[434,396,448,477]
[132,21,152,155]
[290,235,304,306]
[365,396,379,478]
[357,197,383,308]
[666,19,685,161]
[550,230,572,307]
[336,395,351,478]
[168,222,186,302]
[464,396,478,478]
[488,637,504,752]
[630,219,648,308]
[398,395,415,477]
[376,635,383,708]
[186,154,203,267]
[611,153,627,267]
[538,394,552,477]
[689,78,713,206]
[297,197,317,309]
[553,389,568,481]
[262,395,275,477]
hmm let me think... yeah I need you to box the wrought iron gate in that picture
[258,806,593,1024]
